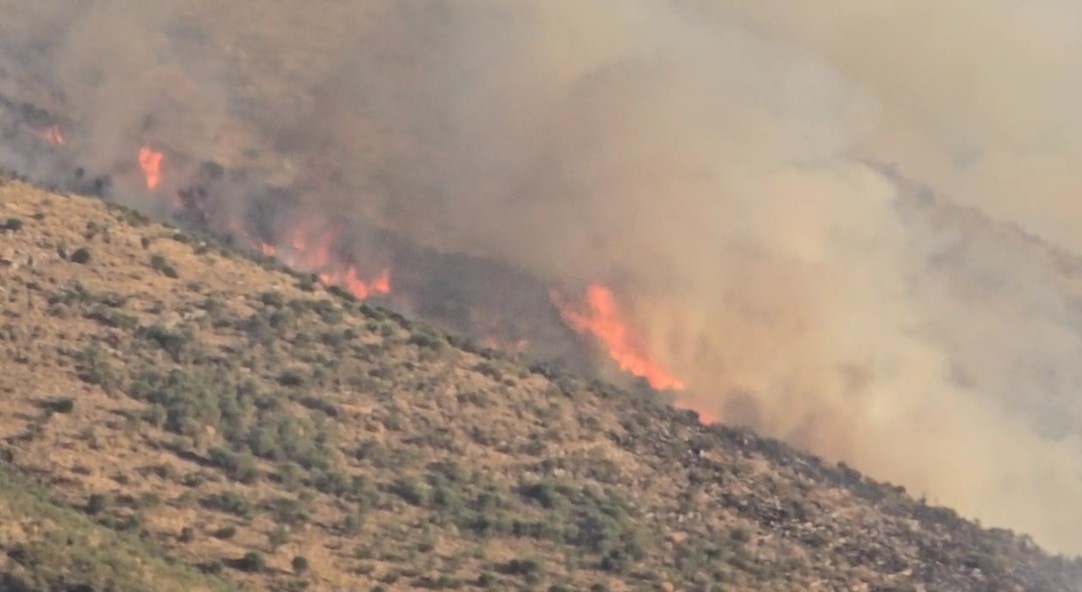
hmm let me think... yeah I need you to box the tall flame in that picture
[138,146,163,189]
[551,283,685,391]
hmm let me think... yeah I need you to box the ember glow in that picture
[138,146,163,189]
[551,284,685,391]
[238,219,391,300]
[33,125,64,146]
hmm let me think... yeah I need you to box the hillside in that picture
[1,177,1081,591]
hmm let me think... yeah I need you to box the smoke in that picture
[4,0,1082,553]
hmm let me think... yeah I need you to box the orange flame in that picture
[234,217,391,300]
[211,211,392,301]
[551,283,685,391]
[33,125,64,146]
[138,146,163,189]
[318,265,391,299]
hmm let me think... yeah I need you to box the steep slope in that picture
[2,177,1081,591]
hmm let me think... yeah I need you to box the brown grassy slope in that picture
[0,178,1081,592]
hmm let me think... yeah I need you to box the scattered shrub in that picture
[291,555,309,574]
[85,493,109,516]
[69,247,92,264]
[269,526,290,550]
[200,491,254,518]
[237,551,266,573]
[179,526,195,543]
[260,291,285,307]
[41,398,75,414]
[277,369,307,387]
[391,476,429,506]
[149,253,179,278]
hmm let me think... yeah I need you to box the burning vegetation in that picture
[252,219,393,301]
[137,146,162,190]
[5,0,1082,558]
[0,90,664,399]
[550,284,684,391]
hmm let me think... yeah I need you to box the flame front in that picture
[32,125,64,146]
[203,211,393,301]
[241,219,391,300]
[551,283,685,391]
[319,266,391,300]
[138,146,163,189]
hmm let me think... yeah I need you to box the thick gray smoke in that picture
[3,0,1082,554]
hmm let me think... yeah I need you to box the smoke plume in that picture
[4,0,1082,554]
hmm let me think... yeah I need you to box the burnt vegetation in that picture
[1,177,1081,592]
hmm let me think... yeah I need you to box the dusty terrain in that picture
[2,178,1081,591]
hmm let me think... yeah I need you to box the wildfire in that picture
[319,266,391,300]
[33,125,64,146]
[241,219,391,300]
[551,283,685,391]
[138,146,163,189]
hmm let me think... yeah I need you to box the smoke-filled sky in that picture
[4,0,1082,554]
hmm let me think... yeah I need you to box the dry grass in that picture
[1,178,1081,591]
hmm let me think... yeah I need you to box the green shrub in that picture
[179,526,195,543]
[391,476,430,506]
[237,551,265,573]
[69,247,92,264]
[200,491,254,518]
[136,325,193,361]
[269,526,289,550]
[260,291,285,307]
[278,369,307,387]
[85,493,109,516]
[150,253,179,278]
[408,331,447,351]
[340,512,363,535]
[291,555,309,574]
[501,557,541,577]
[41,398,75,414]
